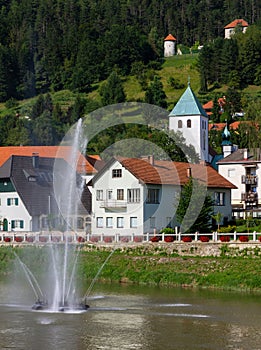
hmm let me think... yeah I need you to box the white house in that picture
[169,83,210,162]
[164,34,176,57]
[90,156,236,236]
[0,154,91,232]
[218,146,261,219]
[224,19,248,39]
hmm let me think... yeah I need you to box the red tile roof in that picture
[0,146,101,174]
[224,19,248,29]
[164,34,176,41]
[208,121,244,131]
[119,157,236,189]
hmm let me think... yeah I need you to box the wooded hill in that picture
[0,0,260,101]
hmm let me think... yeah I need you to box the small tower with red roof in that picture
[164,34,176,57]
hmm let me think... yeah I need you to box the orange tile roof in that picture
[209,121,243,132]
[119,157,236,189]
[0,146,101,174]
[224,19,248,29]
[164,34,176,41]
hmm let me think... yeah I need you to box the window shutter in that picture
[11,220,15,229]
[7,198,10,206]
[15,198,18,205]
[20,221,24,229]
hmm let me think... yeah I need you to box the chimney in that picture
[149,155,154,166]
[243,148,248,160]
[32,152,39,168]
[187,167,192,178]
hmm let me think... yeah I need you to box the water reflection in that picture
[0,283,261,350]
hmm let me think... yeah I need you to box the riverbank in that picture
[1,242,261,293]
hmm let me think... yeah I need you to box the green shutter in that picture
[20,221,24,229]
[15,198,18,206]
[11,220,15,229]
[7,198,10,206]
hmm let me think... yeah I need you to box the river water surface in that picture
[0,282,260,350]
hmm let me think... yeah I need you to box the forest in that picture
[0,0,260,101]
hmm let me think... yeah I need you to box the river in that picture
[0,282,260,350]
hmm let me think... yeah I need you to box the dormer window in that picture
[178,120,182,128]
[187,119,191,128]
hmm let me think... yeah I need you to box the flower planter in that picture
[164,236,174,243]
[120,236,129,243]
[134,236,143,243]
[104,236,113,243]
[182,236,192,243]
[150,236,160,242]
[26,236,34,242]
[15,236,23,242]
[77,236,85,243]
[90,236,99,243]
[39,236,48,242]
[4,237,11,243]
[239,235,249,242]
[199,236,209,242]
[220,235,230,242]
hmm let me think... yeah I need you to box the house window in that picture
[178,120,182,128]
[96,217,103,228]
[127,189,140,203]
[112,169,122,178]
[130,217,138,228]
[214,192,225,206]
[150,217,156,228]
[11,220,24,229]
[77,217,84,229]
[187,119,191,128]
[7,198,18,206]
[107,189,113,200]
[117,217,124,228]
[96,190,103,201]
[117,189,124,200]
[106,217,113,228]
[146,188,160,204]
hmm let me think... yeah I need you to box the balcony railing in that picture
[241,175,258,185]
[99,200,127,208]
[241,191,258,204]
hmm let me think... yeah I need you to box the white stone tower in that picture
[164,34,176,57]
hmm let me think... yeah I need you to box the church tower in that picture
[169,83,209,162]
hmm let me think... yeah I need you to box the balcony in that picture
[99,200,127,209]
[241,192,258,205]
[241,175,258,185]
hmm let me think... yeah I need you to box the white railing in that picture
[0,231,260,244]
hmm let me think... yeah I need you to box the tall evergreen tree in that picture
[99,71,126,106]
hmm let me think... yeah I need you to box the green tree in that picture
[100,71,126,106]
[144,76,167,108]
[176,178,214,233]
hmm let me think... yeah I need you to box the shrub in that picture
[220,235,230,242]
[182,236,192,243]
[150,236,160,242]
[199,236,209,242]
[164,236,174,243]
[239,235,249,242]
[218,225,236,233]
